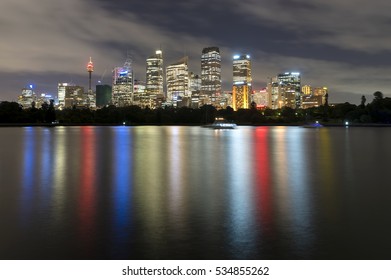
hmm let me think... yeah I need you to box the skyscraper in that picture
[146,50,164,96]
[201,47,221,102]
[145,50,164,108]
[96,84,112,107]
[232,54,252,110]
[166,56,189,106]
[112,55,133,107]
[277,72,301,108]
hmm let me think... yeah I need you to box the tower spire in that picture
[87,57,94,91]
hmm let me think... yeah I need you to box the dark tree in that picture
[360,95,366,108]
[374,91,384,101]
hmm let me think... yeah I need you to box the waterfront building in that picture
[252,88,269,108]
[301,86,328,109]
[145,50,164,108]
[57,83,84,109]
[278,72,301,108]
[133,80,149,107]
[65,86,85,108]
[267,77,281,109]
[189,72,201,108]
[112,55,133,107]
[267,72,301,109]
[96,84,112,107]
[201,47,222,104]
[232,54,252,110]
[166,56,189,106]
[18,86,35,108]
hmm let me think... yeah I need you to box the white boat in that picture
[204,117,237,129]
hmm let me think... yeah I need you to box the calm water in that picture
[1,125,391,260]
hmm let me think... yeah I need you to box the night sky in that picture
[1,0,391,103]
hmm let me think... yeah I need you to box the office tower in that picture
[189,72,201,108]
[112,55,133,107]
[232,54,252,110]
[201,47,221,102]
[18,85,35,108]
[58,83,84,108]
[277,72,301,108]
[166,56,189,106]
[133,80,148,107]
[96,84,112,107]
[146,50,164,96]
[252,88,269,108]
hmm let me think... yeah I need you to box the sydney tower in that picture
[87,57,94,92]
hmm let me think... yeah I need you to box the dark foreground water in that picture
[1,125,391,260]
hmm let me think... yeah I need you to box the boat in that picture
[203,117,237,129]
[302,121,323,128]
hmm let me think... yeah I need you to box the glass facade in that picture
[232,54,252,110]
[201,47,221,100]
[112,56,133,107]
[166,57,189,105]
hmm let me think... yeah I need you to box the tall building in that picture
[232,54,252,110]
[189,72,201,108]
[166,56,189,106]
[201,47,221,103]
[112,55,133,107]
[18,85,35,108]
[252,88,269,108]
[277,72,301,108]
[85,57,96,108]
[96,84,112,107]
[87,57,94,92]
[57,83,84,108]
[146,50,164,96]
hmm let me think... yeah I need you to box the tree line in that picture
[1,91,391,125]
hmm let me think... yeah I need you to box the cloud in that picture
[237,0,391,53]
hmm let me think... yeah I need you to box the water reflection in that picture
[110,127,133,258]
[78,127,97,255]
[4,126,391,259]
[21,127,36,226]
[52,127,67,225]
[253,127,273,247]
[225,129,255,258]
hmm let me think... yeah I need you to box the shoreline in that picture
[1,122,391,128]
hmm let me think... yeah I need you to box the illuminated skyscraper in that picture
[166,56,189,105]
[146,50,164,96]
[232,54,252,110]
[112,55,133,107]
[57,83,84,108]
[277,72,301,108]
[201,47,221,101]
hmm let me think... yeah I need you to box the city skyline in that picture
[1,0,391,104]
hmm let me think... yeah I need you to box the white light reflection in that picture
[226,128,255,258]
[52,127,67,224]
[284,127,314,255]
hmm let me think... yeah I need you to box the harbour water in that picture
[1,126,391,259]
